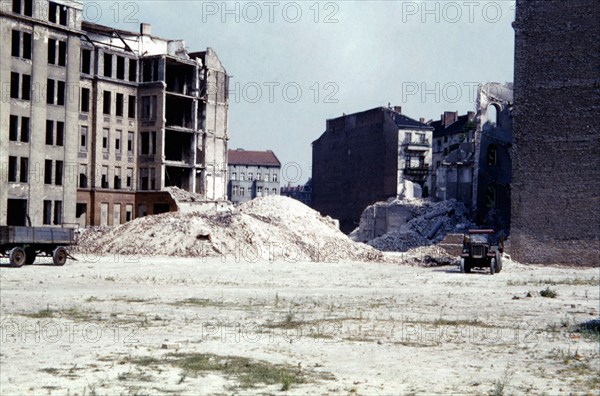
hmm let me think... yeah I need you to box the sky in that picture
[88,0,516,185]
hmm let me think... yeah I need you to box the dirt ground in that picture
[0,253,598,395]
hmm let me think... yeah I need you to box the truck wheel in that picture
[25,248,37,265]
[496,252,503,273]
[464,258,471,273]
[490,258,496,275]
[460,258,465,273]
[52,247,67,266]
[9,247,26,268]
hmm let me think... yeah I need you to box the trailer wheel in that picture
[52,247,67,266]
[495,252,503,273]
[490,258,497,275]
[25,248,37,265]
[9,247,26,268]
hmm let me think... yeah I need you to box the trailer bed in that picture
[0,226,76,246]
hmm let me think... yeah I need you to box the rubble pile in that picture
[75,196,383,263]
[364,199,473,252]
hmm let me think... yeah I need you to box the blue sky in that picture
[89,1,516,184]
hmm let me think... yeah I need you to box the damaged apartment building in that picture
[312,106,433,233]
[0,0,229,227]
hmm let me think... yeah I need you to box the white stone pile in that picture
[75,196,383,263]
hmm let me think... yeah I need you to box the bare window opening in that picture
[76,203,87,218]
[115,130,122,153]
[44,160,53,184]
[55,160,63,185]
[116,93,124,117]
[141,95,156,120]
[22,32,31,58]
[48,1,57,22]
[101,166,109,188]
[11,30,19,57]
[79,165,88,188]
[58,41,66,66]
[103,91,111,114]
[114,167,122,189]
[21,74,31,100]
[10,72,19,98]
[53,200,62,225]
[128,95,136,118]
[20,157,28,182]
[23,0,32,16]
[81,49,91,74]
[166,96,193,129]
[21,117,30,142]
[59,4,68,26]
[126,168,133,188]
[46,120,54,145]
[8,156,18,182]
[129,59,137,82]
[9,116,18,141]
[127,132,134,154]
[7,199,27,226]
[165,166,191,190]
[150,168,156,190]
[486,183,497,209]
[165,130,192,162]
[57,81,65,105]
[80,126,88,151]
[48,39,56,64]
[102,128,109,153]
[139,131,156,155]
[46,79,55,104]
[116,56,125,79]
[43,200,52,225]
[487,144,498,166]
[81,88,90,112]
[140,168,149,190]
[56,121,64,146]
[487,104,499,127]
[104,53,112,77]
[12,0,21,14]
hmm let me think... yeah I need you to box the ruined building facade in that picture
[512,0,599,266]
[312,106,433,233]
[1,0,229,227]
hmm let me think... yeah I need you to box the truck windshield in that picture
[470,234,489,243]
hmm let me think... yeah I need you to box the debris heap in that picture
[75,196,383,263]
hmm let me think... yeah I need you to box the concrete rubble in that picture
[75,196,383,263]
[350,198,473,252]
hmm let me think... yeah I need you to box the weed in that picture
[489,367,513,396]
[540,287,558,298]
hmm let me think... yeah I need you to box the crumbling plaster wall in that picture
[511,0,600,266]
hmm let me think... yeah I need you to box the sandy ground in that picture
[0,254,598,395]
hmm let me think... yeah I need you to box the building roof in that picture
[394,113,433,130]
[431,114,474,138]
[228,149,281,167]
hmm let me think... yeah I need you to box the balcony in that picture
[402,139,430,151]
[403,166,429,179]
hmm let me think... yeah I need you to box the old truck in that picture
[459,229,503,274]
[0,226,77,267]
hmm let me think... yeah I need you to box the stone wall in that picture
[511,0,600,266]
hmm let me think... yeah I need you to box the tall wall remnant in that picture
[512,0,600,266]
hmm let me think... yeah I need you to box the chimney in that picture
[393,106,402,114]
[467,111,475,121]
[140,23,151,36]
[419,117,425,124]
[443,111,458,126]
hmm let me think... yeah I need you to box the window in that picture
[141,95,157,120]
[44,160,53,184]
[248,172,253,181]
[128,96,136,118]
[81,88,90,112]
[13,0,33,16]
[55,160,63,186]
[46,79,64,105]
[80,126,88,150]
[46,120,54,145]
[140,132,156,155]
[79,164,88,188]
[57,81,65,105]
[102,128,109,152]
[115,93,124,117]
[142,59,159,82]
[8,157,17,182]
[233,186,238,196]
[129,59,137,82]
[103,91,111,114]
[272,173,278,182]
[103,53,112,77]
[230,172,237,181]
[140,168,148,190]
[126,168,133,188]
[126,204,133,221]
[101,166,109,188]
[53,201,62,225]
[114,167,122,189]
[21,116,30,142]
[11,73,30,100]
[58,41,66,66]
[47,39,56,64]
[240,173,245,181]
[150,168,156,190]
[256,173,262,181]
[46,79,55,104]
[9,116,18,141]
[127,132,134,154]
[240,187,245,196]
[486,184,497,209]
[56,121,64,146]
[257,186,263,196]
[272,188,277,195]
[81,49,91,74]
[76,203,87,218]
[115,130,122,153]
[116,56,125,79]
[43,201,52,225]
[11,30,31,59]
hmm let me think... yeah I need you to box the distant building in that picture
[312,106,433,233]
[227,149,281,204]
[281,179,312,207]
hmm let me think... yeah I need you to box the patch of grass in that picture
[575,319,600,341]
[40,367,60,375]
[127,353,322,390]
[507,277,599,287]
[111,297,152,303]
[489,368,513,396]
[85,296,102,303]
[540,287,558,298]
[24,305,56,318]
[169,298,224,308]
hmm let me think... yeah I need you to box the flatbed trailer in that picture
[0,226,77,267]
